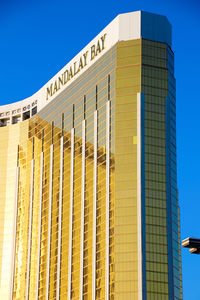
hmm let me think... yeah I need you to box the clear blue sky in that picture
[0,0,199,298]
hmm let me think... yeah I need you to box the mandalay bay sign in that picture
[46,34,107,100]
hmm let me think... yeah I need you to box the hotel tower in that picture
[0,11,182,300]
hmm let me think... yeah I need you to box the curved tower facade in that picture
[0,11,182,300]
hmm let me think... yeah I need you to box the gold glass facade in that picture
[115,39,141,299]
[0,15,182,300]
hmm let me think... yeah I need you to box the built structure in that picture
[0,11,182,300]
[182,237,200,254]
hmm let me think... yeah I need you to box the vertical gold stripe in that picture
[137,92,143,300]
[105,100,110,300]
[35,152,44,300]
[92,111,98,300]
[68,128,74,300]
[11,165,19,299]
[46,144,54,300]
[25,159,34,300]
[80,120,86,299]
[56,136,64,300]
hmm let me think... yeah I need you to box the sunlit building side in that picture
[0,11,182,300]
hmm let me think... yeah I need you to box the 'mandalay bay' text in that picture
[46,34,106,100]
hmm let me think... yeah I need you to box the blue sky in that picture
[0,0,200,298]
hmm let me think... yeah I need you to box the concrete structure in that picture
[0,11,182,300]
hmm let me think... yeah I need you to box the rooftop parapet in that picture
[0,11,172,127]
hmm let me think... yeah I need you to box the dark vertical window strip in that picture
[62,113,64,136]
[108,75,110,101]
[96,85,98,110]
[72,105,75,128]
[84,95,86,120]
[42,129,44,152]
[17,145,19,167]
[51,121,54,145]
[32,137,35,160]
